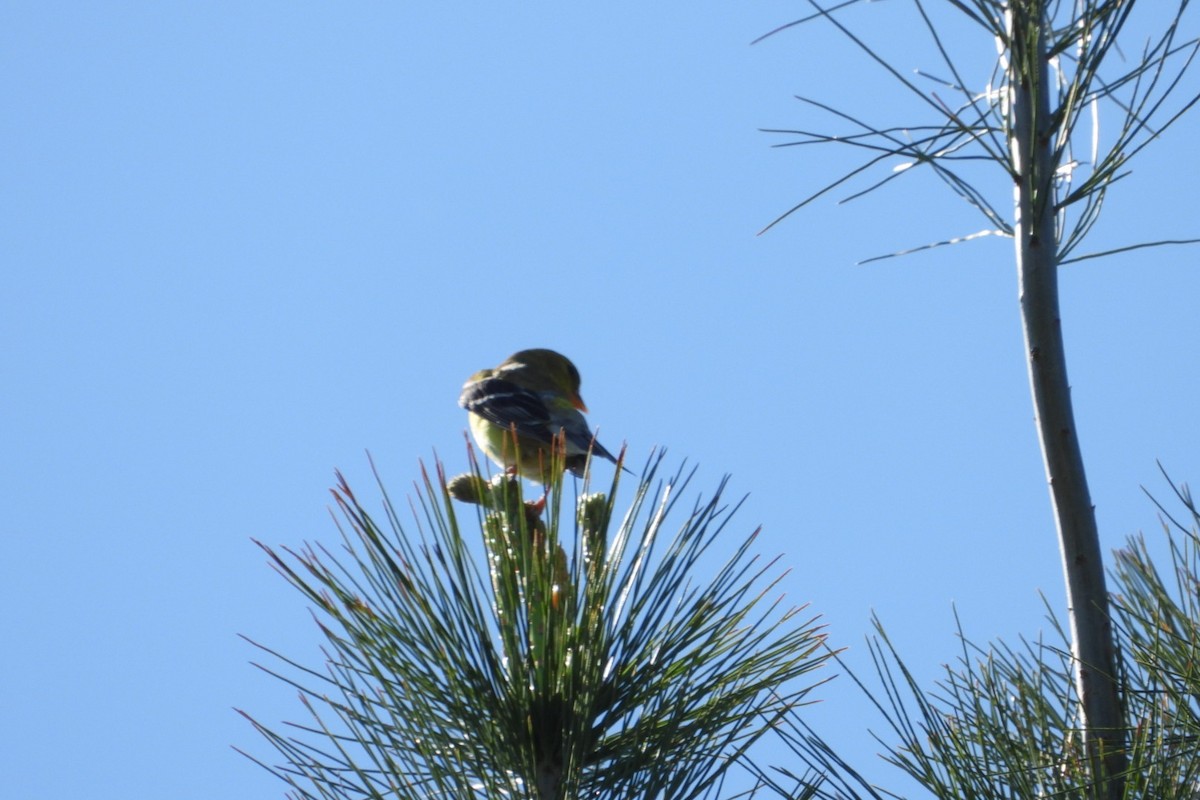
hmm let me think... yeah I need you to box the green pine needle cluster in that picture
[239,451,831,799]
[754,472,1200,800]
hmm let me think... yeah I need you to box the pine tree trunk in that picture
[1007,3,1125,796]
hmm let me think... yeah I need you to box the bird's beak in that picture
[571,392,588,413]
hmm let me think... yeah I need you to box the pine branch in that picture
[240,451,832,798]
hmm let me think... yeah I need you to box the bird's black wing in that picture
[458,377,556,445]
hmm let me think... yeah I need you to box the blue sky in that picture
[3,3,1198,797]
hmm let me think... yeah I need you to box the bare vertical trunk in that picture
[1007,4,1125,796]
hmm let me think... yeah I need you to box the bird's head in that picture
[503,348,587,411]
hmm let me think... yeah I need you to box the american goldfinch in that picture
[459,348,622,481]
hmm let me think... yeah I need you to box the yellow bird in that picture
[459,348,621,481]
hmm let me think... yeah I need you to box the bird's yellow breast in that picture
[468,412,560,481]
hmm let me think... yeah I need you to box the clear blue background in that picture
[3,3,1197,797]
